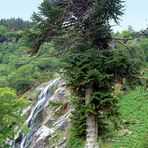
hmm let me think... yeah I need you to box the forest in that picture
[0,0,148,148]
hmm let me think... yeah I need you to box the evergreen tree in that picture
[0,18,33,31]
[27,0,143,147]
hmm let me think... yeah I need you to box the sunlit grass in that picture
[110,87,148,148]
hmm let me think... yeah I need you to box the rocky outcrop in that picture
[14,79,71,148]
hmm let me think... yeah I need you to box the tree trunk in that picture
[85,88,99,148]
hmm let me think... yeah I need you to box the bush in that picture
[0,87,27,145]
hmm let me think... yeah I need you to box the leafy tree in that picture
[0,88,26,145]
[0,25,7,43]
[121,25,136,37]
[0,25,7,35]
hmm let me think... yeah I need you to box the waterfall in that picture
[13,78,60,148]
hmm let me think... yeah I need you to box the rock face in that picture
[14,78,71,148]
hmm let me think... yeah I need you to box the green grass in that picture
[110,87,148,148]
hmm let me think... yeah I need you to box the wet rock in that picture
[14,78,71,148]
[47,119,55,127]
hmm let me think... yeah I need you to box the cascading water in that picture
[13,78,60,148]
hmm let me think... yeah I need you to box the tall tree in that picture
[27,0,143,147]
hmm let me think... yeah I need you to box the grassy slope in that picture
[109,67,148,148]
[110,87,148,148]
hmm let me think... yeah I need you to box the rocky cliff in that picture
[13,78,71,148]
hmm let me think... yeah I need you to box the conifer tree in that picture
[28,0,143,147]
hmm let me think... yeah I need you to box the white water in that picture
[14,78,60,148]
[25,79,59,126]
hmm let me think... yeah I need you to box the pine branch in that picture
[48,47,70,57]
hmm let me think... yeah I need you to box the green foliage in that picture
[110,87,148,148]
[120,26,136,38]
[69,96,87,138]
[8,64,40,92]
[63,45,143,92]
[67,136,85,148]
[0,87,27,145]
[0,39,60,93]
[0,25,7,35]
[139,38,148,61]
[62,43,143,138]
[24,0,65,55]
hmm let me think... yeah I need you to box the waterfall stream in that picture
[13,78,60,148]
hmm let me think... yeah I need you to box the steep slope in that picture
[13,78,71,148]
